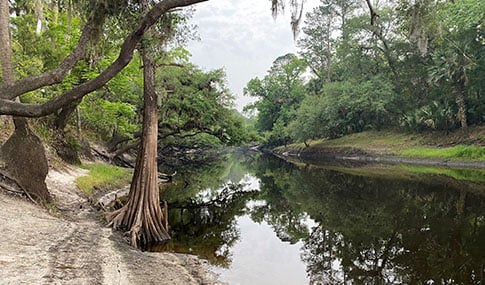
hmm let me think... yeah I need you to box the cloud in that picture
[187,0,319,112]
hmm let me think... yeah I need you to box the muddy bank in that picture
[0,166,225,285]
[274,145,485,169]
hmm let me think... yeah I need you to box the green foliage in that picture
[289,75,398,142]
[400,100,457,132]
[11,10,85,105]
[439,0,484,34]
[251,0,484,147]
[159,64,253,147]
[11,13,82,74]
[76,163,132,196]
[9,0,247,152]
[244,53,306,146]
[81,98,137,139]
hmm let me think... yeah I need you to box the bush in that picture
[289,76,398,142]
[400,101,458,132]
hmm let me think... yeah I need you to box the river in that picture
[154,150,485,284]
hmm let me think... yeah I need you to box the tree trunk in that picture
[0,0,14,85]
[325,18,332,83]
[106,36,169,248]
[457,80,468,128]
[55,98,82,130]
[0,0,51,203]
[0,0,11,124]
[76,106,82,136]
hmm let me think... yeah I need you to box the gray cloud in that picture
[187,0,319,112]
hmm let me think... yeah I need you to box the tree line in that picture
[245,0,484,147]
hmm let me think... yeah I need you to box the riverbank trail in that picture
[0,166,225,285]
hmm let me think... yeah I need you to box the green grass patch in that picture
[399,165,485,182]
[400,145,485,160]
[76,163,132,196]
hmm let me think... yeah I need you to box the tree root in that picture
[0,169,39,205]
[106,201,170,248]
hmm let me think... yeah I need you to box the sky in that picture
[186,0,319,113]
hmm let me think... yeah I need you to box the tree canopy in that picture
[247,0,484,146]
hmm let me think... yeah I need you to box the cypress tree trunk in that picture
[106,40,169,248]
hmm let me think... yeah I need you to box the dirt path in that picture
[0,167,224,284]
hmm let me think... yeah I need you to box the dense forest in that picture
[3,0,250,152]
[2,0,483,157]
[245,0,484,147]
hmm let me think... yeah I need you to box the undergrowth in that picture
[76,163,132,196]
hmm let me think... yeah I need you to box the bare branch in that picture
[140,62,185,69]
[365,0,378,26]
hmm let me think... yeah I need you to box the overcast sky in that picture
[186,0,319,113]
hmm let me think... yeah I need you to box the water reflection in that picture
[152,183,257,267]
[157,151,485,284]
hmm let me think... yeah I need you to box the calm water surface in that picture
[156,151,485,284]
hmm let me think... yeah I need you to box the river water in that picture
[156,150,485,284]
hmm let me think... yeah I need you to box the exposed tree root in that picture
[0,169,39,205]
[106,179,171,248]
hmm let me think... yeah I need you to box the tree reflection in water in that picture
[162,183,257,267]
[251,154,485,284]
[154,151,485,284]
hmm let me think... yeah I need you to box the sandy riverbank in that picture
[0,166,225,285]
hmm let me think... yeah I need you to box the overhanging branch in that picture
[0,0,208,117]
[0,13,103,100]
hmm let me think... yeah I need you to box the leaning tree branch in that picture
[0,0,208,117]
[0,13,103,100]
[159,119,220,140]
[112,139,141,160]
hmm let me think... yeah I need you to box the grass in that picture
[399,145,485,160]
[75,163,132,196]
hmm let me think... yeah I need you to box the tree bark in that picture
[457,80,468,128]
[106,21,170,247]
[55,98,82,130]
[0,0,14,86]
[2,119,51,202]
